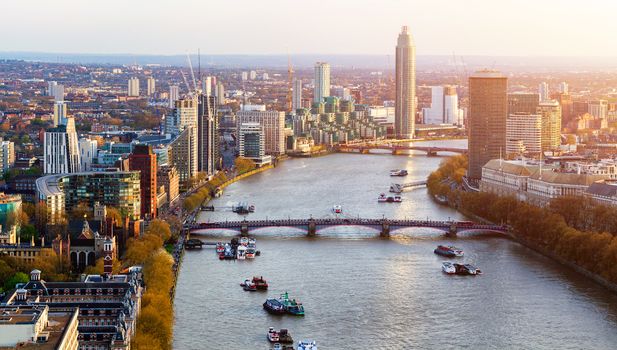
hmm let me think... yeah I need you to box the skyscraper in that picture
[128,77,140,97]
[538,82,549,102]
[169,85,179,108]
[395,26,416,139]
[47,81,57,96]
[468,70,508,180]
[53,84,64,102]
[215,82,225,106]
[313,62,330,103]
[146,77,156,96]
[202,76,212,96]
[129,145,157,219]
[508,93,539,115]
[44,117,81,174]
[537,100,562,151]
[166,97,197,135]
[559,82,568,94]
[292,79,302,111]
[53,101,67,127]
[198,94,219,176]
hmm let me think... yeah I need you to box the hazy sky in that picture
[3,0,616,56]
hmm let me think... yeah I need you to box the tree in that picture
[4,272,28,291]
[70,202,92,220]
[146,219,172,242]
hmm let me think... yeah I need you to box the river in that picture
[173,140,617,349]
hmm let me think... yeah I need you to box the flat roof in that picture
[36,171,139,198]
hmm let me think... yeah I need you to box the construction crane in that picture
[186,52,198,93]
[287,53,294,112]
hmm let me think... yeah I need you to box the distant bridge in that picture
[389,180,427,193]
[190,218,507,238]
[336,144,468,156]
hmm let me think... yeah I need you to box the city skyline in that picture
[4,0,617,57]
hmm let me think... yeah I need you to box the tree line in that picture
[428,155,617,285]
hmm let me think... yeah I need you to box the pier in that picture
[190,218,508,238]
[389,180,427,193]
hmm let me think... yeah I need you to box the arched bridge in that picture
[336,144,468,156]
[190,218,508,238]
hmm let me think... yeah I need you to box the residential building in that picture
[53,84,64,102]
[146,76,155,96]
[292,79,302,111]
[215,81,225,105]
[236,110,285,155]
[157,165,179,205]
[559,82,569,94]
[78,138,98,171]
[169,85,179,108]
[0,192,21,227]
[128,77,139,97]
[44,117,81,174]
[169,126,198,189]
[589,100,608,119]
[129,145,157,219]
[423,86,461,124]
[0,140,15,172]
[468,70,507,180]
[539,82,549,102]
[538,100,562,151]
[395,26,416,139]
[313,62,330,103]
[506,113,542,155]
[53,101,67,127]
[198,94,219,175]
[166,97,197,135]
[238,122,272,166]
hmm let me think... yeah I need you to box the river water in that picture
[173,140,617,349]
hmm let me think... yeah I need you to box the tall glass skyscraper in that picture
[313,62,330,103]
[395,26,416,139]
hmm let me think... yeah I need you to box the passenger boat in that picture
[215,242,225,254]
[332,205,342,214]
[237,245,247,259]
[390,169,408,176]
[268,327,280,342]
[246,247,256,259]
[442,262,482,275]
[280,292,304,316]
[297,340,317,350]
[241,279,257,291]
[377,193,403,203]
[223,244,235,260]
[252,276,269,290]
[240,237,249,246]
[263,298,286,315]
[434,245,464,257]
[248,237,256,246]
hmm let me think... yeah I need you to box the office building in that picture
[215,81,225,105]
[468,70,507,180]
[129,145,157,219]
[36,170,142,222]
[128,77,140,97]
[169,85,180,108]
[236,110,285,155]
[506,113,542,155]
[423,86,461,124]
[146,76,155,96]
[169,126,198,189]
[249,70,257,80]
[54,84,65,102]
[44,117,81,174]
[0,140,15,172]
[198,94,219,175]
[53,101,67,126]
[157,165,180,205]
[47,81,57,96]
[78,138,98,171]
[539,82,549,102]
[589,100,608,119]
[241,71,248,81]
[314,62,331,103]
[292,79,302,111]
[538,100,562,151]
[508,92,539,115]
[395,26,416,139]
[559,82,569,94]
[166,97,197,135]
[239,122,272,166]
[202,76,212,96]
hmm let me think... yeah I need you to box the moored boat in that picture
[442,262,482,275]
[240,237,249,246]
[434,245,464,257]
[268,327,280,342]
[297,340,317,350]
[241,279,257,291]
[378,193,402,203]
[263,298,286,315]
[280,292,304,316]
[215,242,225,253]
[236,245,247,259]
[332,205,342,214]
[252,276,268,290]
[246,248,256,259]
[390,169,408,176]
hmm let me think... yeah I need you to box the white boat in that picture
[378,193,402,203]
[390,169,408,176]
[246,248,256,259]
[271,344,283,350]
[248,237,256,245]
[240,237,249,246]
[236,245,247,260]
[297,340,317,350]
[268,327,280,342]
[332,205,342,214]
[442,262,456,274]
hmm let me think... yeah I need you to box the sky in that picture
[3,0,617,57]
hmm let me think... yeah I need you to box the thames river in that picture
[173,140,617,349]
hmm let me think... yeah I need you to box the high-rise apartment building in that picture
[215,81,225,106]
[169,126,198,189]
[508,93,539,115]
[198,94,219,175]
[166,97,198,135]
[44,117,81,174]
[169,85,179,108]
[292,79,302,111]
[236,110,285,155]
[468,70,507,180]
[0,141,15,172]
[241,72,248,81]
[538,82,549,102]
[589,100,608,119]
[395,26,416,139]
[129,145,157,219]
[313,62,330,103]
[78,138,98,171]
[559,82,569,94]
[157,165,179,205]
[53,101,67,127]
[47,81,57,96]
[146,77,156,96]
[128,77,140,97]
[239,122,271,165]
[538,100,562,151]
[202,76,212,96]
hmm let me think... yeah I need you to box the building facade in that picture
[395,26,416,139]
[127,77,139,97]
[129,145,157,219]
[44,117,81,175]
[238,122,271,166]
[146,76,155,96]
[169,126,198,189]
[538,100,562,151]
[292,79,302,111]
[313,62,330,103]
[236,110,285,155]
[506,113,542,155]
[198,94,219,176]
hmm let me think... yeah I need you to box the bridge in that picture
[389,180,427,193]
[336,143,467,156]
[190,218,507,238]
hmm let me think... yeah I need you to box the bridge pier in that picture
[307,219,316,237]
[380,220,390,238]
[391,149,402,155]
[426,149,437,156]
[240,223,249,237]
[446,223,457,237]
[360,149,370,154]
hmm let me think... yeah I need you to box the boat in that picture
[246,247,256,259]
[248,237,256,245]
[277,329,293,344]
[332,205,342,214]
[237,245,247,259]
[377,193,403,203]
[263,298,286,315]
[233,202,255,214]
[252,276,268,290]
[297,340,317,350]
[280,292,304,316]
[240,237,249,246]
[434,245,464,257]
[215,242,225,254]
[241,279,257,291]
[268,327,280,342]
[390,169,408,176]
[442,262,482,275]
[223,244,235,260]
